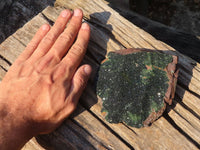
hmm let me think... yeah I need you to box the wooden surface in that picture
[0,0,200,149]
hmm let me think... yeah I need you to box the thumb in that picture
[67,64,92,107]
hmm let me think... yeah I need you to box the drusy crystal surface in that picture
[97,50,173,128]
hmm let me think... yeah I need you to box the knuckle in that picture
[60,59,75,78]
[70,44,85,57]
[27,42,37,50]
[44,33,56,43]
[69,21,78,28]
[78,77,86,88]
[59,32,74,42]
[74,43,85,52]
[52,51,61,63]
[66,60,75,72]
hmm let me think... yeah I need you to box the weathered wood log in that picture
[41,2,200,149]
[176,85,200,116]
[114,6,200,63]
[55,0,200,96]
[22,138,45,150]
[0,0,200,149]
[54,1,200,148]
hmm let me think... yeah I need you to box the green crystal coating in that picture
[97,51,173,128]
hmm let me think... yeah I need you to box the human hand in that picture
[0,9,91,149]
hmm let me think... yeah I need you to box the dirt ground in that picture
[0,0,55,43]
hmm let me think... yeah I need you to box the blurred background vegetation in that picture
[107,0,200,36]
[0,0,200,43]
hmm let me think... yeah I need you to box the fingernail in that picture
[73,9,82,17]
[81,23,89,30]
[42,24,50,31]
[61,9,69,18]
[84,65,92,76]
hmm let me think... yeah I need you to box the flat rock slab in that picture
[97,48,178,127]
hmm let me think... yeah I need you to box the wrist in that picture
[0,102,33,150]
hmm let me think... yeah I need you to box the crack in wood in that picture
[0,55,12,66]
[69,119,109,149]
[12,35,27,47]
[41,13,55,26]
[164,113,200,149]
[0,65,7,72]
[85,108,135,150]
[175,95,200,121]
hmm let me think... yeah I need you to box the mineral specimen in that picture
[97,48,178,128]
